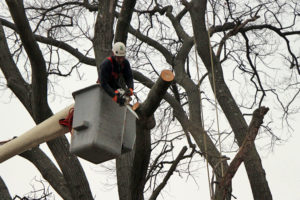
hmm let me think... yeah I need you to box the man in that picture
[97,42,134,106]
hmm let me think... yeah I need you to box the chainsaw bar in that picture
[126,105,139,119]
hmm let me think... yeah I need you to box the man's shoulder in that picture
[123,59,130,66]
[101,58,113,68]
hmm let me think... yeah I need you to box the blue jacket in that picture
[98,56,134,98]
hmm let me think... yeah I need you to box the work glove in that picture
[117,95,126,106]
[125,88,133,96]
[113,91,126,106]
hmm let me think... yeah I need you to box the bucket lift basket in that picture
[70,84,136,164]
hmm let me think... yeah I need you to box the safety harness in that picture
[97,57,124,83]
[107,56,123,79]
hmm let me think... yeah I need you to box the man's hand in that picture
[113,91,126,106]
[116,95,126,106]
[125,88,133,96]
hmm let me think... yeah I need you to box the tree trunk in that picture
[114,0,137,43]
[130,116,154,200]
[116,150,135,200]
[117,70,174,200]
[93,0,117,66]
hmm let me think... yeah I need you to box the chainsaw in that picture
[118,89,139,119]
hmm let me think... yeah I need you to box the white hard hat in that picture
[112,42,126,56]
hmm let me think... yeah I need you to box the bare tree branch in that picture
[218,106,269,199]
[149,146,188,200]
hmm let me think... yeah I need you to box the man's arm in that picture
[123,60,134,90]
[100,60,116,98]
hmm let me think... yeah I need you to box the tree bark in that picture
[114,0,136,44]
[0,21,33,117]
[116,150,135,200]
[93,0,117,67]
[130,115,154,200]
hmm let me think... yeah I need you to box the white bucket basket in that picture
[70,84,136,164]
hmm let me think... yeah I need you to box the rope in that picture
[205,8,224,177]
[195,42,213,199]
[194,6,225,199]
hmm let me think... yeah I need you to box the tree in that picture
[0,0,299,200]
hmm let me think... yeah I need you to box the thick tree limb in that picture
[218,107,269,199]
[0,177,12,200]
[114,0,136,43]
[165,6,191,40]
[6,0,49,122]
[0,21,32,116]
[2,2,94,198]
[138,70,174,117]
[46,136,93,199]
[93,0,117,66]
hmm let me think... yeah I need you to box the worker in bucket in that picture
[97,42,134,106]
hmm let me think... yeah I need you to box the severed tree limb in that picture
[133,70,227,176]
[137,70,174,117]
[218,106,269,199]
[0,176,12,200]
[149,146,188,200]
[19,147,72,200]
